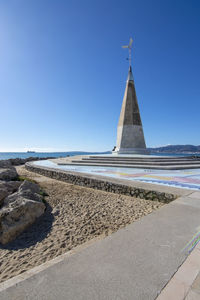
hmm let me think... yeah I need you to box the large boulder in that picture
[0,196,45,244]
[4,180,42,205]
[0,181,22,207]
[0,179,46,244]
[0,168,18,181]
[19,180,40,194]
[4,189,42,205]
[0,180,21,193]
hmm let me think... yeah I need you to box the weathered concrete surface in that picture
[29,160,194,196]
[0,191,200,300]
[52,154,200,170]
[157,243,200,299]
[115,66,148,154]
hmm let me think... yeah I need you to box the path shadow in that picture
[0,202,54,250]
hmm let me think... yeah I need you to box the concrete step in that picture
[88,156,200,162]
[61,161,200,170]
[80,159,200,166]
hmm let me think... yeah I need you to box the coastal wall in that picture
[25,163,177,203]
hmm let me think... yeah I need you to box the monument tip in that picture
[127,65,134,82]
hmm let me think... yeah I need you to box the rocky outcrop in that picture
[19,180,40,194]
[0,181,21,193]
[0,160,12,168]
[0,156,54,167]
[4,180,42,205]
[0,177,45,244]
[0,168,18,181]
[0,197,45,244]
[0,159,18,182]
[0,189,8,207]
[0,181,21,207]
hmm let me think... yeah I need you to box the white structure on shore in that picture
[114,38,148,155]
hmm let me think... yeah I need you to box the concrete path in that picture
[0,191,200,300]
[157,242,200,299]
[52,154,200,170]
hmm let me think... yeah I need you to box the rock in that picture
[4,190,42,205]
[0,181,21,207]
[8,158,24,166]
[0,168,18,181]
[0,160,12,168]
[52,207,60,216]
[0,178,46,244]
[0,196,45,244]
[4,182,43,206]
[19,180,40,194]
[0,157,54,168]
[0,189,9,206]
[21,190,42,202]
[3,192,19,205]
[6,181,21,192]
[0,181,21,193]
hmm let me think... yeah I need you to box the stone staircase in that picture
[58,155,200,170]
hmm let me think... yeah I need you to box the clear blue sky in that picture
[0,0,199,152]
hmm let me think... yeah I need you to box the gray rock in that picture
[0,160,12,168]
[0,181,21,207]
[19,189,42,202]
[0,178,46,244]
[0,189,9,206]
[4,188,43,206]
[0,168,18,181]
[19,180,40,194]
[3,192,19,205]
[0,181,21,193]
[0,196,45,244]
[8,158,24,166]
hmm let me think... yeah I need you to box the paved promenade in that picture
[0,190,200,299]
[157,242,200,299]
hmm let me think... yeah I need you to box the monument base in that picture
[113,147,150,155]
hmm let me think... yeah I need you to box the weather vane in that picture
[122,38,133,67]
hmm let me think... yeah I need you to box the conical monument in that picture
[114,38,149,155]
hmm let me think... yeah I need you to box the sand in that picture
[0,165,164,283]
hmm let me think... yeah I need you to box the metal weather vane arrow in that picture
[122,37,133,67]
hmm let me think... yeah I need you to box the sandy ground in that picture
[0,165,164,283]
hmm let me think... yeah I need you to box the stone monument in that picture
[114,38,149,155]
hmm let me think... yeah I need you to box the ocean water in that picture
[0,151,111,160]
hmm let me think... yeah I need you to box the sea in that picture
[0,151,198,160]
[0,152,111,160]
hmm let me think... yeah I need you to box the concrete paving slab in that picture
[1,196,200,300]
[175,196,200,209]
[185,290,200,300]
[58,161,200,170]
[157,247,200,300]
[191,271,200,294]
[188,192,200,199]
